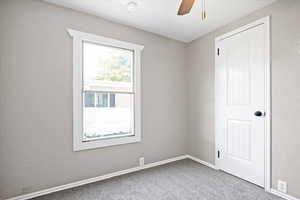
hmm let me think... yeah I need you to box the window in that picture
[68,29,143,151]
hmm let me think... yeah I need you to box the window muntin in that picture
[82,42,135,141]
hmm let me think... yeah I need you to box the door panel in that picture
[227,119,252,161]
[226,32,251,106]
[216,24,266,187]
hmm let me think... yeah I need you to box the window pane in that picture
[83,41,133,92]
[83,93,134,141]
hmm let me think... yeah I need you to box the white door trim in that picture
[214,16,271,191]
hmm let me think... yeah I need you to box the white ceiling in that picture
[43,0,277,42]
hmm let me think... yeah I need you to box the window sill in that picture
[73,134,141,151]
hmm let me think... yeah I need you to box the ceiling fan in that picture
[177,0,207,20]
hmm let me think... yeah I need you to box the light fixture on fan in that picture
[177,0,207,20]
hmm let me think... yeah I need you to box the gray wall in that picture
[1,0,300,199]
[0,0,187,199]
[186,0,300,198]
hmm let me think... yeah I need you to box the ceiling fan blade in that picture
[177,0,195,15]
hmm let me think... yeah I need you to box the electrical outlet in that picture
[277,180,287,193]
[139,157,144,166]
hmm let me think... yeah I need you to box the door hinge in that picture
[217,48,220,56]
[217,150,220,159]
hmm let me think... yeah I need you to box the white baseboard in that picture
[6,155,188,200]
[186,155,218,170]
[270,189,299,200]
[11,155,296,200]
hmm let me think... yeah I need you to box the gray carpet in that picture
[34,159,283,200]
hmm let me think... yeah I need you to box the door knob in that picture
[254,111,265,117]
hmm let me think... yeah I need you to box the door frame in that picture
[214,16,271,191]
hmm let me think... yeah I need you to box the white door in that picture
[215,21,269,187]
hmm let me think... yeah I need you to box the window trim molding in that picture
[68,29,144,151]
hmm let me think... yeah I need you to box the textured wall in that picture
[0,0,187,199]
[186,0,300,198]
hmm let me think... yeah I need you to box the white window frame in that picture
[68,29,144,151]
